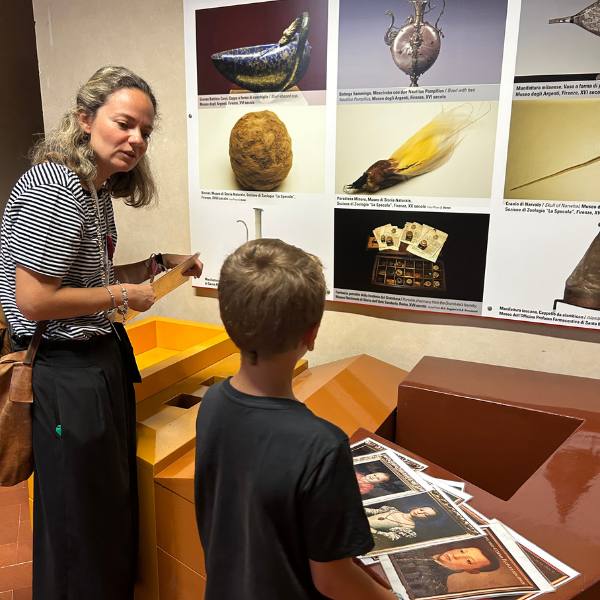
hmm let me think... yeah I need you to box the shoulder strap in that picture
[23,321,48,366]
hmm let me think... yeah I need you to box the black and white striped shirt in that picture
[0,162,118,340]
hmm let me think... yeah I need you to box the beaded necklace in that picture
[88,179,126,336]
[88,179,110,287]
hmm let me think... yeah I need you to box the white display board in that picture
[184,0,600,330]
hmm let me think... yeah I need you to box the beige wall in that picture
[32,0,600,380]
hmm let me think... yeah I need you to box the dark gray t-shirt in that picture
[195,378,374,600]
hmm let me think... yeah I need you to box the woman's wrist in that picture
[117,283,129,319]
[104,285,117,311]
[148,253,167,280]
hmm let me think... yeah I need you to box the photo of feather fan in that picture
[336,102,497,199]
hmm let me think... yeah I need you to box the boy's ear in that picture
[302,323,320,352]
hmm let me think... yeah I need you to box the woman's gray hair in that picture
[30,65,158,207]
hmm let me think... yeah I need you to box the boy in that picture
[195,239,396,600]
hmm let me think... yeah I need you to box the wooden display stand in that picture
[151,354,407,599]
[151,359,310,600]
[390,356,600,600]
[129,317,310,600]
[293,354,408,438]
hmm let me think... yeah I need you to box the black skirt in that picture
[31,323,140,600]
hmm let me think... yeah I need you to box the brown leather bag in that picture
[0,322,46,487]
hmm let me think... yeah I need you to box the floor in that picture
[0,482,32,599]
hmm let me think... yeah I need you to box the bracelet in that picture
[117,284,129,319]
[104,286,117,310]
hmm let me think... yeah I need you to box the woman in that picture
[0,66,202,599]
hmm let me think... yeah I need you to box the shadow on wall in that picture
[0,0,44,216]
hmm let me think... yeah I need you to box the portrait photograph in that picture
[379,522,554,599]
[363,490,482,557]
[353,451,426,502]
[351,437,428,471]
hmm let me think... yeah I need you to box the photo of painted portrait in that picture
[363,491,482,556]
[379,523,553,599]
[351,437,428,471]
[354,452,425,501]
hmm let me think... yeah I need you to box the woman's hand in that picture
[123,283,156,312]
[163,253,203,278]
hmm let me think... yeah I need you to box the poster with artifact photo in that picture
[505,99,600,202]
[334,208,490,315]
[197,105,326,194]
[514,0,600,81]
[184,0,600,331]
[337,102,498,199]
[380,521,554,600]
[338,0,508,90]
[194,0,328,99]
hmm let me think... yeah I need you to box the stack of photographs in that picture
[351,437,579,600]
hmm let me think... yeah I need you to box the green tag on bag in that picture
[55,424,62,438]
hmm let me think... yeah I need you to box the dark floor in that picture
[0,482,32,599]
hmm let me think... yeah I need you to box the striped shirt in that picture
[0,162,118,340]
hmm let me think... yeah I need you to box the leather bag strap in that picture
[23,321,48,366]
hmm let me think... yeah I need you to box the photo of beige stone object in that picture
[198,105,325,194]
[505,99,600,202]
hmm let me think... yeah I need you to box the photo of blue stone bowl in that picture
[211,12,311,93]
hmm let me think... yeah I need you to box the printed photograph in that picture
[351,437,428,471]
[505,525,580,596]
[336,102,498,199]
[354,452,427,501]
[334,209,490,303]
[338,0,508,89]
[197,105,326,194]
[195,0,327,96]
[505,99,600,202]
[363,491,482,556]
[515,0,600,80]
[483,212,600,321]
[380,524,552,599]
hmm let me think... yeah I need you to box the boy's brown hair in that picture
[218,239,326,358]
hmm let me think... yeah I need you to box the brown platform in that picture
[389,356,600,600]
[294,353,408,439]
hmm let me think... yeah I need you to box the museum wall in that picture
[31,0,600,379]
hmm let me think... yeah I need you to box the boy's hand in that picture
[351,558,392,590]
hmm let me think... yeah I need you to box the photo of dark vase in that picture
[211,12,311,93]
[555,228,600,311]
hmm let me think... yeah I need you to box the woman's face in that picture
[364,472,390,483]
[79,87,155,183]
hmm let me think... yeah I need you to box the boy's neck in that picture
[230,350,300,400]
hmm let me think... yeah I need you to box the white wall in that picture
[32,0,600,380]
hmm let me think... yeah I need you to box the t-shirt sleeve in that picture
[300,440,374,562]
[10,183,85,278]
